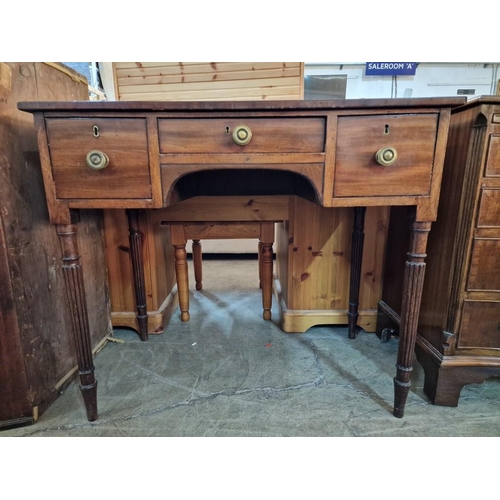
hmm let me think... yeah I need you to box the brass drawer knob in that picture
[86,150,109,170]
[375,146,398,166]
[232,125,252,146]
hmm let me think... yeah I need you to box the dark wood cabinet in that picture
[0,62,111,429]
[378,97,500,406]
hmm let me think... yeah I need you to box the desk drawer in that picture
[459,301,500,349]
[333,114,438,197]
[158,118,325,154]
[46,118,151,199]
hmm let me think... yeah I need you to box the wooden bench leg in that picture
[192,239,203,291]
[171,225,190,322]
[258,241,263,289]
[260,223,274,321]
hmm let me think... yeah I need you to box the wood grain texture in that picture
[46,118,151,199]
[127,210,148,341]
[104,209,176,333]
[348,207,366,338]
[155,195,289,222]
[279,197,388,315]
[393,221,431,418]
[57,222,98,421]
[379,100,500,407]
[467,239,500,291]
[19,96,460,420]
[111,62,304,101]
[485,134,500,176]
[158,118,325,154]
[170,225,189,322]
[0,62,110,427]
[334,114,438,197]
[477,189,500,227]
[458,301,500,348]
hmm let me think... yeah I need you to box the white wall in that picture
[304,62,500,99]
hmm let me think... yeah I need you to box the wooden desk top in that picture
[19,98,464,225]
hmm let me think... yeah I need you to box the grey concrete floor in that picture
[3,258,500,437]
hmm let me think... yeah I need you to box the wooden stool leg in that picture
[393,220,431,418]
[57,218,98,421]
[348,207,366,339]
[192,239,203,291]
[127,209,148,341]
[171,225,190,322]
[258,241,263,289]
[260,223,274,321]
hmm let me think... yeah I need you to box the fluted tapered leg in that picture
[348,207,366,339]
[393,220,431,418]
[57,221,97,421]
[192,239,203,291]
[126,210,148,341]
[260,223,274,321]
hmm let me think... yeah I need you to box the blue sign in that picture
[365,62,418,76]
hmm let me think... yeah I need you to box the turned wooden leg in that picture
[171,225,190,322]
[348,207,366,339]
[56,219,98,421]
[126,209,148,341]
[393,220,431,418]
[258,241,263,289]
[192,239,203,291]
[260,223,274,321]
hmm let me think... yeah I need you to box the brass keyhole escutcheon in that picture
[93,125,100,137]
[232,125,252,146]
[86,150,109,170]
[375,146,398,166]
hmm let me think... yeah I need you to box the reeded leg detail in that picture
[260,223,274,321]
[192,239,203,291]
[127,210,148,341]
[393,220,431,418]
[57,220,98,422]
[348,207,366,339]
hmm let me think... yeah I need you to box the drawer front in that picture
[459,301,500,349]
[485,134,500,177]
[467,238,500,291]
[158,118,325,154]
[46,118,151,199]
[334,114,438,197]
[477,189,500,227]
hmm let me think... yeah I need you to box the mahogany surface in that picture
[378,97,500,406]
[19,97,463,420]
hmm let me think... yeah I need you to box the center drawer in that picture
[334,113,439,197]
[158,118,326,154]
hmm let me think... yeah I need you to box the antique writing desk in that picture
[19,98,464,421]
